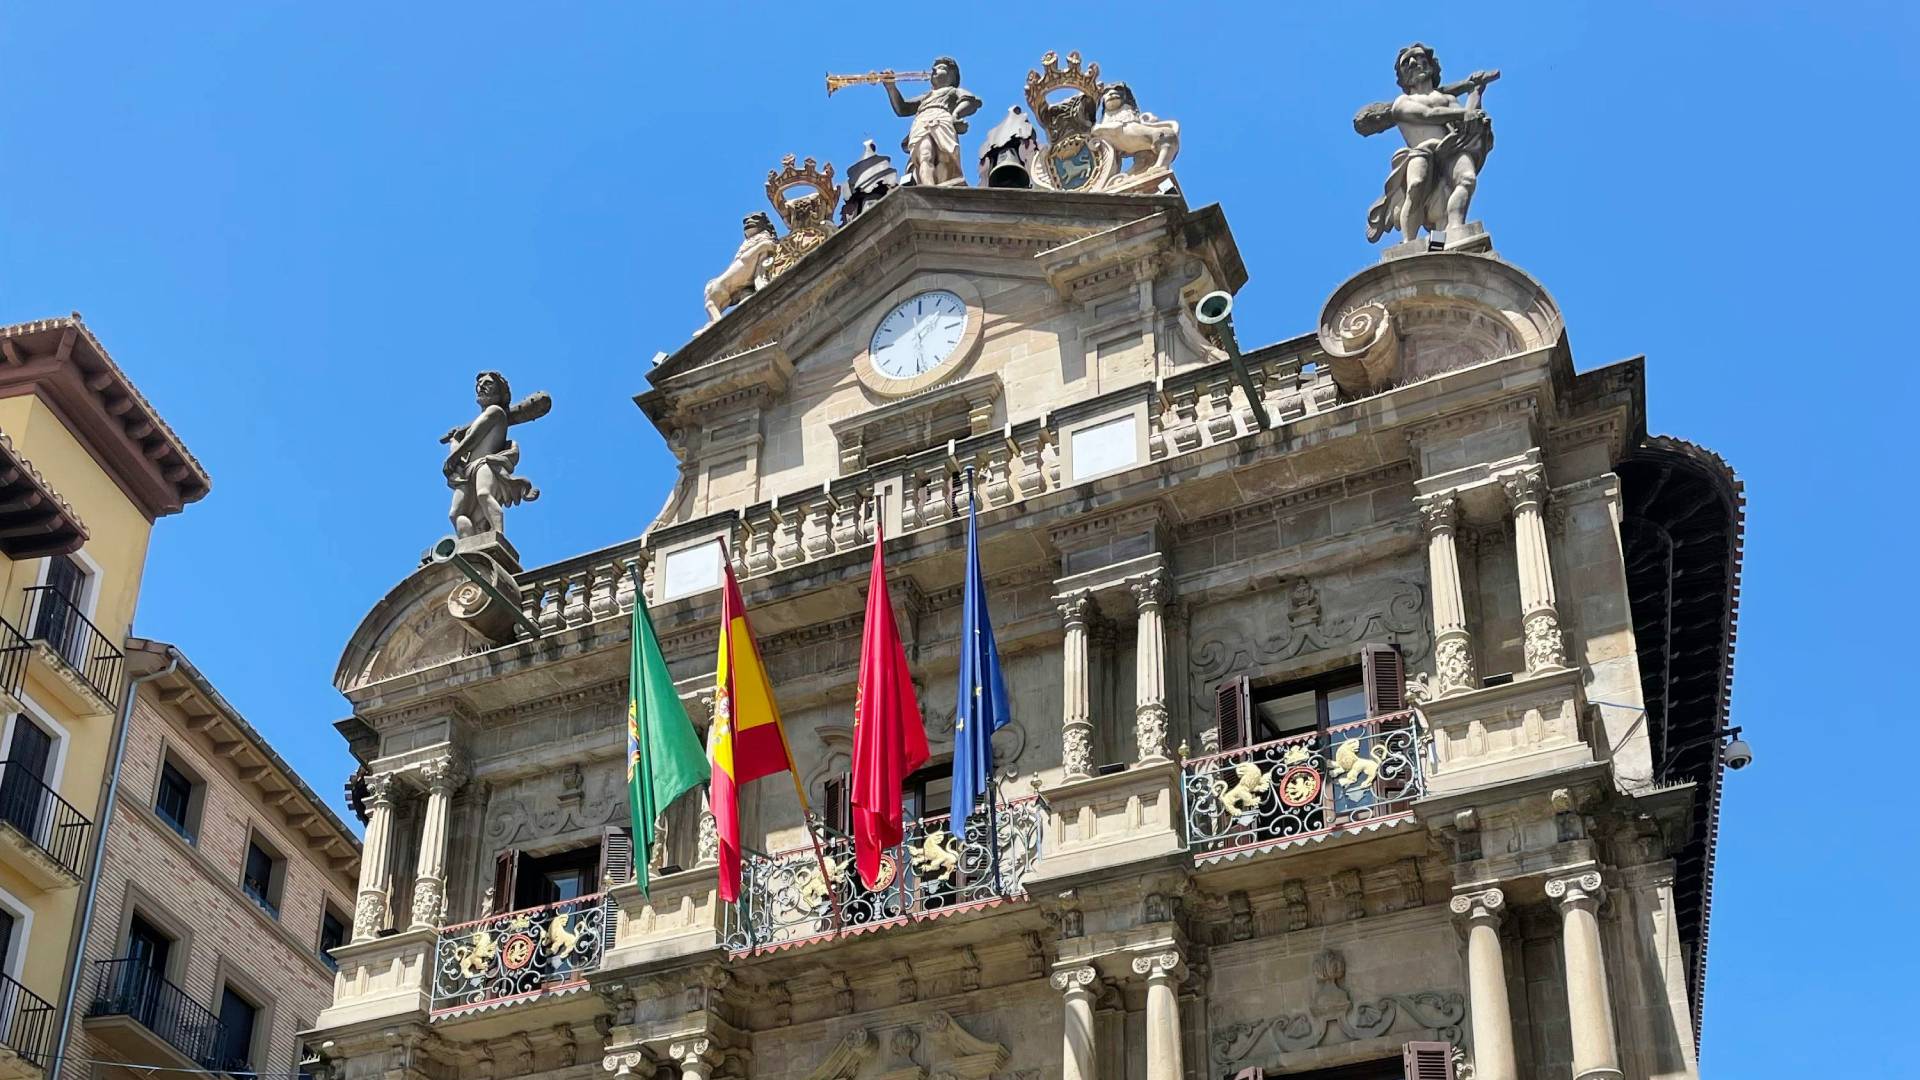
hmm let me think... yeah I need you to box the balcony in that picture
[0,972,55,1079]
[21,587,123,709]
[0,619,28,712]
[1181,711,1428,864]
[0,761,91,889]
[84,960,240,1073]
[723,795,1046,954]
[430,892,608,1017]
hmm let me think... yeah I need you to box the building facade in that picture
[310,49,1741,1080]
[0,316,210,1079]
[65,640,359,1080]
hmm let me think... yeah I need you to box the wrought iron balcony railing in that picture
[0,971,54,1068]
[0,760,92,878]
[430,892,607,1015]
[1182,711,1427,862]
[86,959,237,1072]
[0,617,29,705]
[21,587,123,705]
[723,795,1046,954]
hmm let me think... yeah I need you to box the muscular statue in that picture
[1355,43,1500,244]
[882,57,982,187]
[440,371,552,538]
[1092,82,1180,179]
[703,212,778,326]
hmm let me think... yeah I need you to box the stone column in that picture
[1448,887,1517,1080]
[408,757,463,930]
[1547,872,1621,1080]
[1418,493,1477,696]
[351,772,400,941]
[1058,592,1094,781]
[668,1039,715,1080]
[1130,951,1185,1080]
[1051,966,1099,1080]
[1131,570,1170,764]
[1502,465,1570,673]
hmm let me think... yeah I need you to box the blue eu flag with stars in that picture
[950,474,1010,828]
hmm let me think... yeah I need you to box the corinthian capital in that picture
[1417,492,1459,532]
[1056,591,1092,628]
[1129,570,1168,610]
[417,754,467,793]
[363,771,402,808]
[1499,464,1548,510]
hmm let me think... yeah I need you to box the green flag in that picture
[627,596,709,895]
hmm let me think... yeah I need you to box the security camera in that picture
[1721,735,1752,771]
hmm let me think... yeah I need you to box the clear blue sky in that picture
[1,2,1908,1073]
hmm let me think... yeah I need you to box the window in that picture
[1215,646,1406,750]
[126,915,171,974]
[154,758,199,841]
[317,907,347,970]
[0,908,13,974]
[242,838,283,917]
[823,761,955,834]
[0,715,54,840]
[215,986,258,1075]
[115,914,174,1028]
[501,845,601,911]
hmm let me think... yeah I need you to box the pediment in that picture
[333,561,488,694]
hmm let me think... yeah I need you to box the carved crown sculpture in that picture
[767,154,840,230]
[1024,51,1102,143]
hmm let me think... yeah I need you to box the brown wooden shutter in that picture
[1362,644,1406,716]
[1402,1041,1454,1080]
[490,849,519,915]
[823,773,851,835]
[601,826,634,892]
[1215,676,1252,751]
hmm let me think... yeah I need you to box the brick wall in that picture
[62,686,354,1080]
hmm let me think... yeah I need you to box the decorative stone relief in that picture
[1188,579,1429,693]
[1213,966,1466,1071]
[441,371,551,539]
[1353,43,1500,245]
[486,763,627,846]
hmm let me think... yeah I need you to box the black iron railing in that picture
[21,586,123,704]
[0,972,54,1067]
[723,795,1048,954]
[0,761,92,878]
[430,893,607,1015]
[87,960,238,1072]
[1182,711,1427,862]
[0,617,28,705]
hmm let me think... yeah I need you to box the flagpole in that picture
[965,470,1006,898]
[713,536,845,938]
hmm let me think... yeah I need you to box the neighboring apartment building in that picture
[309,52,1742,1080]
[0,316,209,1078]
[66,640,359,1080]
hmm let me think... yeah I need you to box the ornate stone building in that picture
[309,48,1740,1080]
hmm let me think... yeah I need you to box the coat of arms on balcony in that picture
[1025,51,1116,192]
[765,154,840,280]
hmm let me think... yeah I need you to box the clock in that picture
[868,290,968,381]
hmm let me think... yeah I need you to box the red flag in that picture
[849,516,928,889]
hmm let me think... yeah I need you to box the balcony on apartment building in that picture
[0,973,55,1080]
[0,760,92,888]
[84,960,243,1075]
[21,586,123,710]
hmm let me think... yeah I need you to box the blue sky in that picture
[1,1,1909,1073]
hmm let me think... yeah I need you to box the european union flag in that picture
[950,476,1010,828]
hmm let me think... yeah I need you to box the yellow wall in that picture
[0,392,156,1008]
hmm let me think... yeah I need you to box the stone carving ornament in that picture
[702,213,778,324]
[1024,51,1181,193]
[1354,43,1500,244]
[440,371,551,538]
[1188,579,1429,693]
[879,57,983,187]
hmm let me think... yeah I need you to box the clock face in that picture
[868,290,968,380]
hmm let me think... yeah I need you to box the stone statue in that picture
[1092,82,1180,180]
[881,57,982,187]
[702,212,778,325]
[440,371,551,538]
[1354,43,1500,244]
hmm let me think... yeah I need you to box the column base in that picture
[1574,1069,1623,1080]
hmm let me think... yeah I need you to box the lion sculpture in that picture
[1091,82,1180,179]
[702,212,778,325]
[1212,761,1272,818]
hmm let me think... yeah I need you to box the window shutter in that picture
[490,849,519,915]
[823,773,851,835]
[1215,676,1251,751]
[1401,1041,1454,1080]
[601,826,634,892]
[1362,644,1406,716]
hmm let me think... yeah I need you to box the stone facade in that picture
[307,100,1739,1080]
[65,642,358,1080]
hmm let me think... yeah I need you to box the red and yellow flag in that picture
[709,552,806,902]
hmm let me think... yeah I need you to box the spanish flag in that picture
[709,551,806,902]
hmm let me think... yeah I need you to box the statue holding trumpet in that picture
[827,57,981,187]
